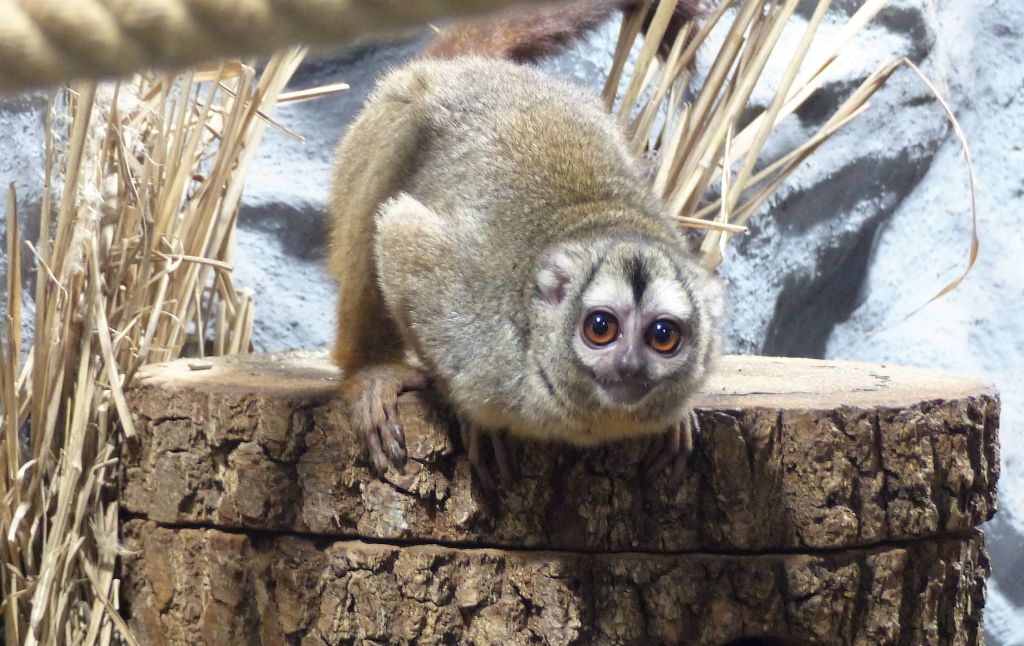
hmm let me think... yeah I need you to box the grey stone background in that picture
[0,0,1020,641]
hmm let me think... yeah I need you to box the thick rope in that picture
[0,0,563,93]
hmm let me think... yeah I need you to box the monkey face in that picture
[571,244,700,409]
[575,309,685,406]
[532,236,716,432]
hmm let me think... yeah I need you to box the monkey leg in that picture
[342,363,428,474]
[642,409,699,487]
[458,415,514,494]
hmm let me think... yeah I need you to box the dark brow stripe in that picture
[625,253,649,303]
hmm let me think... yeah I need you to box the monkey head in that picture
[529,230,721,443]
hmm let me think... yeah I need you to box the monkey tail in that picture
[423,0,699,62]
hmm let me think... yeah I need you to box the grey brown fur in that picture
[328,56,720,480]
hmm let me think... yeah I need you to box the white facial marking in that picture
[582,272,632,314]
[642,276,693,321]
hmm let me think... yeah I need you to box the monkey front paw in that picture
[642,409,699,488]
[459,415,514,495]
[343,364,428,475]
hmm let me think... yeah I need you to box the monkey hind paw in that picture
[342,364,428,475]
[643,409,699,489]
[459,415,515,495]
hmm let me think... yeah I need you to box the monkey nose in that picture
[614,352,644,379]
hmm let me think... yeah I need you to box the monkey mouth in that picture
[598,379,652,407]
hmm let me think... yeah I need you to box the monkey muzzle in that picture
[599,377,653,406]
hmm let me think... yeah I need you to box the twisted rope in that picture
[0,0,560,92]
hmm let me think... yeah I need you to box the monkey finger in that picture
[347,396,374,437]
[365,428,390,475]
[683,410,699,454]
[668,451,689,492]
[457,415,472,452]
[641,432,664,467]
[379,422,407,469]
[665,412,700,490]
[491,430,515,484]
[468,426,497,494]
[473,460,497,496]
[351,400,389,466]
[644,424,681,482]
[381,405,407,465]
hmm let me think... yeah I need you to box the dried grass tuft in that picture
[609,0,977,275]
[0,46,324,645]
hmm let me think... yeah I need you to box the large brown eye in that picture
[583,311,619,346]
[647,320,681,354]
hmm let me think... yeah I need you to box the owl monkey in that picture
[328,0,720,489]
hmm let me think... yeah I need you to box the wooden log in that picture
[120,352,999,644]
[122,351,999,552]
[120,519,990,645]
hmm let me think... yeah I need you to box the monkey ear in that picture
[703,273,726,321]
[688,261,725,322]
[536,247,582,305]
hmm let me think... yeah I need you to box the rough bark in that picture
[121,520,989,646]
[122,351,1000,552]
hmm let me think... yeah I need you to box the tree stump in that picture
[120,352,999,645]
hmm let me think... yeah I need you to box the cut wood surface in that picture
[122,351,1000,552]
[121,520,989,645]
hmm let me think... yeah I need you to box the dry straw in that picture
[0,0,977,643]
[0,46,330,644]
[606,0,977,278]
